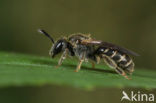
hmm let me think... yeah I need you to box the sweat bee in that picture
[38,29,139,80]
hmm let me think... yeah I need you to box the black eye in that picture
[53,40,64,54]
[56,42,63,50]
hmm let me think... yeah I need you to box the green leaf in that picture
[0,52,156,90]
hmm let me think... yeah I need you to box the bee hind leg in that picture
[103,55,130,80]
[115,67,131,80]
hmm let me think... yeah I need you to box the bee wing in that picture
[101,42,139,56]
[81,39,139,56]
[81,39,103,45]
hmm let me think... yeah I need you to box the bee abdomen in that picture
[95,47,134,72]
[112,51,134,72]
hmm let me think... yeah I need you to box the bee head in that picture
[38,29,66,58]
[50,39,67,58]
[38,29,75,58]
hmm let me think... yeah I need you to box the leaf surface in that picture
[0,52,155,90]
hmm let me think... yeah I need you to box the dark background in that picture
[0,0,156,103]
[1,0,156,69]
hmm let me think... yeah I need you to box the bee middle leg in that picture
[90,61,95,69]
[74,59,84,72]
[56,49,68,68]
[75,53,85,72]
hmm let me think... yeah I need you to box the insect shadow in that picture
[62,63,117,74]
[32,58,116,74]
[31,59,56,66]
[32,59,154,79]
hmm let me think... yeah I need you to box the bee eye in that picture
[54,41,63,52]
[51,40,65,57]
[56,42,63,49]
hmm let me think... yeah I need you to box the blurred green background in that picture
[0,0,156,103]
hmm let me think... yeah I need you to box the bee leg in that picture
[90,61,95,69]
[115,67,131,80]
[103,55,130,80]
[74,53,85,72]
[96,56,101,64]
[55,49,68,68]
[74,59,84,72]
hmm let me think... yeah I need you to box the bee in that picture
[38,29,139,80]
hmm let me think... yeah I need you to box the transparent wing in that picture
[81,39,139,56]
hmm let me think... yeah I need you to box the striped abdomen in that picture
[95,47,134,73]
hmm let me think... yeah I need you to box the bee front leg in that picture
[56,49,68,68]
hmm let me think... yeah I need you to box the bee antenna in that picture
[38,29,55,43]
